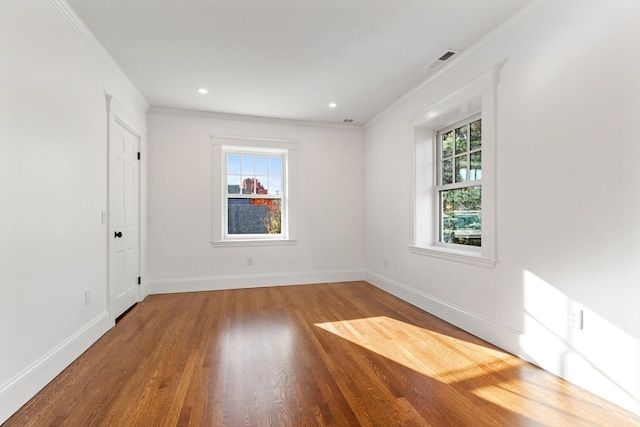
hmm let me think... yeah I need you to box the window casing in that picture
[409,68,497,268]
[211,136,297,246]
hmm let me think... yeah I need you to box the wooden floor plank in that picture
[3,281,638,426]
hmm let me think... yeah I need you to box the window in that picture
[436,115,482,248]
[225,151,283,237]
[409,68,497,267]
[211,136,297,246]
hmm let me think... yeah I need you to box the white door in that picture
[109,116,140,321]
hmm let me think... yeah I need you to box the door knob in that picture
[114,231,123,238]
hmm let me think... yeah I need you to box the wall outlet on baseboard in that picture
[247,256,254,266]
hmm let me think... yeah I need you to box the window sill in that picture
[409,245,495,268]
[212,239,298,248]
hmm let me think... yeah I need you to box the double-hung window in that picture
[436,115,482,248]
[225,150,284,238]
[409,68,497,267]
[211,136,297,246]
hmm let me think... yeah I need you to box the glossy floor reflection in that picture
[4,282,639,426]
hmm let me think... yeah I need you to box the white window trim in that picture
[408,68,498,268]
[211,135,298,247]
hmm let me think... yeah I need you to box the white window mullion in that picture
[251,156,256,195]
[438,180,482,192]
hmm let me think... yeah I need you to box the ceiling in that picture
[68,0,530,125]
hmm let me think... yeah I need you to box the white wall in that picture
[1,0,637,422]
[364,0,640,415]
[0,1,148,422]
[146,109,364,293]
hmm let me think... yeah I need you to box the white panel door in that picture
[109,118,139,320]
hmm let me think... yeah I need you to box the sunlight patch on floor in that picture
[314,316,507,385]
[470,382,594,426]
[315,315,609,425]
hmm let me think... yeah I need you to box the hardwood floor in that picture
[4,281,638,426]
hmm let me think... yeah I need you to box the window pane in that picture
[227,155,241,175]
[256,157,268,175]
[268,156,283,195]
[228,198,281,235]
[442,159,453,185]
[255,176,268,194]
[241,177,255,194]
[455,155,468,182]
[470,119,481,150]
[442,131,453,158]
[227,175,241,194]
[470,152,482,180]
[455,125,467,154]
[269,176,282,195]
[269,157,282,176]
[441,186,481,247]
[241,155,255,175]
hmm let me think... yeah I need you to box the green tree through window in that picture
[437,116,482,247]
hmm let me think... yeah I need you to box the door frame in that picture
[106,95,144,325]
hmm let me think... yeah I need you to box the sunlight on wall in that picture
[521,270,639,413]
[521,270,571,371]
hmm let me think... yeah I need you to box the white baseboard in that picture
[0,312,111,424]
[365,270,640,416]
[365,270,523,354]
[147,268,366,294]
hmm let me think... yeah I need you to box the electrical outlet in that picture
[85,289,91,305]
[383,258,388,268]
[568,307,583,330]
[247,256,254,266]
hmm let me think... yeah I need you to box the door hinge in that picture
[137,152,141,160]
[137,276,141,285]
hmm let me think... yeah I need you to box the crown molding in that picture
[49,0,149,110]
[364,0,542,128]
[148,106,364,131]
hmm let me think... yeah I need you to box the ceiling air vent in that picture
[438,51,457,61]
[426,49,460,71]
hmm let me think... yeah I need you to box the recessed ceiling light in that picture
[328,103,337,108]
[198,88,208,94]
